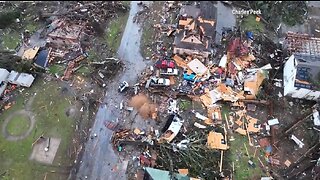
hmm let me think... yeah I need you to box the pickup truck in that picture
[145,77,170,88]
[160,68,179,76]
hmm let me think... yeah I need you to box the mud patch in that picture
[65,106,78,119]
[128,94,157,119]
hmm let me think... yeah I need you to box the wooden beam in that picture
[294,142,320,165]
[224,114,230,130]
[245,123,253,146]
[285,113,313,134]
[219,150,224,172]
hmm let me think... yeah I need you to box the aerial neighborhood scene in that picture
[1,1,320,180]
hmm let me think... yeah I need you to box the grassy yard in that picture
[104,11,130,55]
[25,22,39,34]
[140,2,164,59]
[227,134,266,180]
[1,30,20,50]
[48,64,65,76]
[141,22,155,58]
[179,99,192,111]
[0,77,76,180]
[76,66,91,77]
[221,104,266,180]
[6,114,30,136]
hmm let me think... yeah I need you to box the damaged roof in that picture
[174,16,216,54]
[291,54,320,90]
[284,31,320,57]
[144,167,191,180]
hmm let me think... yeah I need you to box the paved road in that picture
[76,2,151,180]
[214,1,236,44]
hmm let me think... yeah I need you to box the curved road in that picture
[76,2,150,180]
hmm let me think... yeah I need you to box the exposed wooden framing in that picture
[219,150,224,172]
[253,147,258,157]
[284,113,313,134]
[224,114,230,130]
[245,123,253,146]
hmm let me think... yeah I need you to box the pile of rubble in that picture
[15,1,129,87]
[108,2,320,180]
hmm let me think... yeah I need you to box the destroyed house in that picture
[173,10,215,58]
[283,32,320,101]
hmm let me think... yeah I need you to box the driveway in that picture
[76,1,151,180]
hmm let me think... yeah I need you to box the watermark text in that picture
[232,9,262,15]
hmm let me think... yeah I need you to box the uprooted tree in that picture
[0,50,33,73]
[0,10,21,29]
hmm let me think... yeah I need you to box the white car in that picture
[160,68,179,76]
[145,77,170,88]
[118,81,129,92]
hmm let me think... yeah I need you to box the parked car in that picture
[118,81,129,92]
[160,68,179,76]
[145,77,170,88]
[155,60,175,69]
[183,72,196,81]
[183,72,201,83]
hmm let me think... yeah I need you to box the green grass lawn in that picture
[179,99,192,111]
[1,30,20,50]
[222,104,266,180]
[140,1,166,59]
[141,22,155,58]
[25,22,39,34]
[48,64,65,76]
[104,11,129,55]
[6,114,30,136]
[0,77,76,180]
[228,134,265,180]
[76,66,91,77]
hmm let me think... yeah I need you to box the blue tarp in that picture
[265,145,272,153]
[34,49,49,68]
[246,31,254,40]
